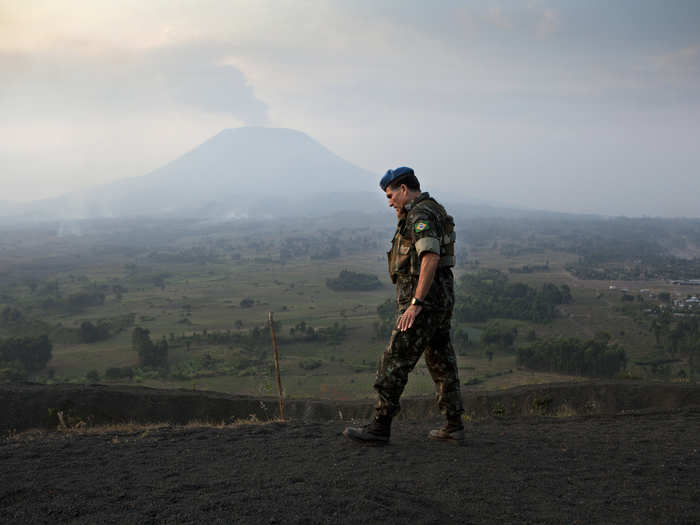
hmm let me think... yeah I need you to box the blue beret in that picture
[379,166,414,191]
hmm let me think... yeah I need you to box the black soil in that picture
[2,409,699,524]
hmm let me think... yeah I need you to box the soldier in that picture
[344,167,465,445]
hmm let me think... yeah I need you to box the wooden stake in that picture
[268,312,285,419]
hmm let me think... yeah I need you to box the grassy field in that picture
[2,217,698,399]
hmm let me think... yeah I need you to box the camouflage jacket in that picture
[387,192,455,312]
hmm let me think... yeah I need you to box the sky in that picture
[1,1,699,217]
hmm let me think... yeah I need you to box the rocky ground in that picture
[2,408,699,524]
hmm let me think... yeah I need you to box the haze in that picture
[1,1,699,217]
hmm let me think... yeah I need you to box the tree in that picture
[453,328,470,354]
[66,291,106,311]
[132,327,168,368]
[481,321,517,350]
[667,316,700,380]
[559,284,573,304]
[455,270,567,323]
[0,307,25,324]
[517,336,627,377]
[326,270,382,291]
[105,367,133,380]
[0,335,53,376]
[374,299,397,338]
[79,320,110,343]
[649,318,663,345]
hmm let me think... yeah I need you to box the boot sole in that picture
[343,428,390,446]
[428,431,465,445]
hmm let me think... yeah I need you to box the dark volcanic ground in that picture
[2,409,698,524]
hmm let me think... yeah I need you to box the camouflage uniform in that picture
[374,192,464,419]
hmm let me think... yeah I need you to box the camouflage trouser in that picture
[374,309,464,419]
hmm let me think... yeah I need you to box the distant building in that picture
[671,279,700,285]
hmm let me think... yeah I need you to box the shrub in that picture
[0,335,52,374]
[299,359,322,370]
[326,270,382,291]
[105,367,134,380]
[132,327,168,368]
[79,321,111,343]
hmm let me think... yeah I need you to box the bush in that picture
[326,270,382,291]
[453,328,470,355]
[481,321,517,350]
[0,307,25,325]
[0,335,52,374]
[105,367,133,380]
[169,359,205,380]
[79,321,111,343]
[374,299,397,338]
[67,291,106,311]
[0,361,28,382]
[289,321,347,345]
[299,359,322,370]
[132,327,168,368]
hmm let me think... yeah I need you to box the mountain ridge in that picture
[7,127,381,220]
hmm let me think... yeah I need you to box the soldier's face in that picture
[385,184,409,215]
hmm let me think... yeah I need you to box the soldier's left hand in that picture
[397,305,422,331]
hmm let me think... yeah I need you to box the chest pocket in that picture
[388,234,416,283]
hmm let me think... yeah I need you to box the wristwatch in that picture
[411,297,425,307]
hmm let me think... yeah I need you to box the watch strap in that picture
[411,297,425,307]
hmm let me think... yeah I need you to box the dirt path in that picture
[2,409,698,524]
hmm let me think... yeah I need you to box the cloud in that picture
[648,44,700,76]
[1,1,700,216]
[0,44,268,124]
[536,8,559,37]
[0,40,267,201]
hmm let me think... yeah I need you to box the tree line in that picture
[517,333,627,377]
[648,309,700,379]
[0,334,52,381]
[326,270,382,291]
[454,269,571,323]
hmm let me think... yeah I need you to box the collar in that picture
[404,192,430,213]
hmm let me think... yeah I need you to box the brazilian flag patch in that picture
[414,221,429,233]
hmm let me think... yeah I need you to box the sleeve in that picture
[409,211,441,257]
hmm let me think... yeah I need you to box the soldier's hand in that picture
[397,305,422,331]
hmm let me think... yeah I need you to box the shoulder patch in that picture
[414,221,429,233]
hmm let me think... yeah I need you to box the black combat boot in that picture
[343,415,392,445]
[428,415,465,444]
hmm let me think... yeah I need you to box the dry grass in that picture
[4,416,288,443]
